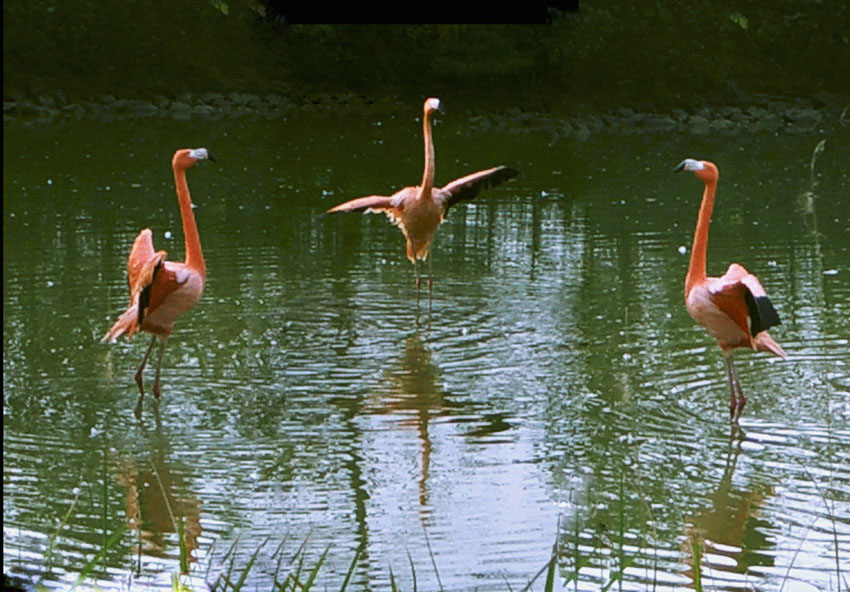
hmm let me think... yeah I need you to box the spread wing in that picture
[328,195,396,214]
[439,166,518,212]
[709,264,781,337]
[327,193,406,226]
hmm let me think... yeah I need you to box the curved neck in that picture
[419,110,435,199]
[686,180,716,296]
[173,166,205,276]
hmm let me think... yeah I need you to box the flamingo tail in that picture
[754,332,787,359]
[102,305,139,343]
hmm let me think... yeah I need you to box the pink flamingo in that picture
[328,97,518,293]
[103,148,215,413]
[676,158,786,422]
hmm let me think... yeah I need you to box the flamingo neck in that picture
[419,110,435,200]
[173,166,205,277]
[686,180,716,296]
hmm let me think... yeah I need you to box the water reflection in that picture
[112,408,202,574]
[3,115,848,592]
[368,334,452,513]
[683,427,775,587]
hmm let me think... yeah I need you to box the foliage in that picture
[3,1,849,112]
[2,0,278,99]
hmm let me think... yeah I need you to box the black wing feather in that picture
[744,291,782,336]
[443,166,519,211]
[137,261,164,326]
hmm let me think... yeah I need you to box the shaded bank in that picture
[3,1,849,112]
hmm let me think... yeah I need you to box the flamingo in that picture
[103,148,215,413]
[676,159,786,423]
[327,97,518,294]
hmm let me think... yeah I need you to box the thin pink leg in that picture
[152,339,166,399]
[134,336,157,395]
[724,354,746,423]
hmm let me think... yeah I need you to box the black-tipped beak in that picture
[674,160,687,173]
[207,151,218,163]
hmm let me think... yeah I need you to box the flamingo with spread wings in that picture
[328,97,518,294]
[103,148,215,414]
[676,159,786,422]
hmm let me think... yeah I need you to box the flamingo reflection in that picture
[683,428,775,585]
[368,335,453,509]
[112,410,202,573]
[367,335,516,512]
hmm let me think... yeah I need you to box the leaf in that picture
[729,12,748,30]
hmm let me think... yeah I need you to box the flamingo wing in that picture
[139,263,182,326]
[327,194,405,226]
[103,229,168,342]
[439,166,518,212]
[709,264,781,337]
[127,229,167,297]
[125,228,176,326]
[328,195,397,214]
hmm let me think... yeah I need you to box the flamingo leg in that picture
[133,336,157,419]
[152,338,167,399]
[427,255,434,292]
[134,336,157,395]
[723,353,746,423]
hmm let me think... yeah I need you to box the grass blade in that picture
[232,537,269,592]
[301,543,332,591]
[407,550,417,592]
[389,563,398,592]
[423,528,444,592]
[73,524,127,588]
[338,545,362,592]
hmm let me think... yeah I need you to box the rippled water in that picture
[3,103,849,591]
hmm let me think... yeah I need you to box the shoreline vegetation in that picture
[4,89,846,137]
[4,1,849,127]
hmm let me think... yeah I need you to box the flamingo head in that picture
[675,158,718,183]
[172,147,217,170]
[424,97,442,115]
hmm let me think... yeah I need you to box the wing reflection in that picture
[112,409,201,573]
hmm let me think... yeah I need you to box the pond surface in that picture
[3,102,849,591]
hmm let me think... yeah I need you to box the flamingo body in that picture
[676,158,785,422]
[328,97,518,289]
[103,148,214,412]
[686,263,783,355]
[139,261,205,335]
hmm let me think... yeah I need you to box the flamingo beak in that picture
[674,160,688,173]
[207,151,218,163]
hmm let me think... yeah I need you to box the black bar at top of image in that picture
[265,1,580,25]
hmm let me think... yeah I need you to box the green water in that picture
[3,104,849,591]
